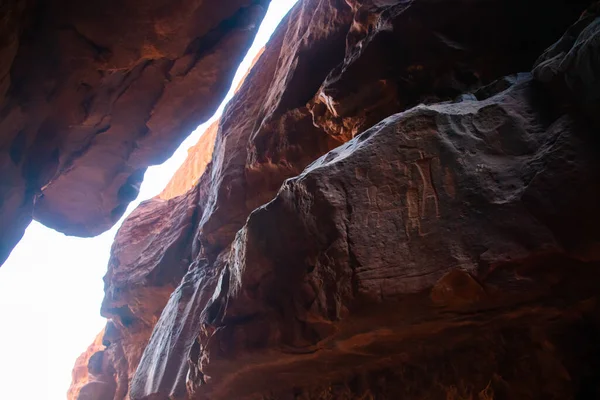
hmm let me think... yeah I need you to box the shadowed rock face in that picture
[0,0,271,265]
[69,0,600,399]
[198,77,600,398]
[308,0,592,141]
[100,187,201,398]
[533,3,600,127]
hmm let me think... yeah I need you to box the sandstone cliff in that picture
[159,121,219,200]
[65,0,600,399]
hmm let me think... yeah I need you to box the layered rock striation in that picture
[63,0,600,399]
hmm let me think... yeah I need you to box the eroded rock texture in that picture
[201,77,600,398]
[0,0,271,265]
[68,329,106,400]
[100,185,201,398]
[71,0,600,399]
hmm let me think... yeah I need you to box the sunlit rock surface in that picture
[0,0,272,265]
[158,121,218,200]
[71,0,600,399]
[68,329,106,400]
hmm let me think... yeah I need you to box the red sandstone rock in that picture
[126,2,598,400]
[83,26,265,399]
[99,185,200,397]
[68,329,106,400]
[72,1,600,399]
[0,0,271,265]
[161,75,600,399]
[76,348,117,400]
[158,121,218,200]
[195,0,352,263]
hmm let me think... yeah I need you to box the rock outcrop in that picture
[68,329,106,400]
[0,0,271,265]
[533,3,600,127]
[196,75,600,398]
[67,0,600,399]
[100,184,201,398]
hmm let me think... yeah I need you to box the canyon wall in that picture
[159,121,219,200]
[0,0,272,265]
[69,329,106,400]
[66,0,600,399]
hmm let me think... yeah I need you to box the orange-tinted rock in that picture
[125,1,599,399]
[85,29,272,398]
[158,122,218,200]
[0,0,272,265]
[74,1,600,399]
[195,0,352,262]
[234,46,265,94]
[76,348,117,400]
[98,185,200,397]
[430,269,486,308]
[68,329,106,400]
[129,1,353,397]
[533,3,600,127]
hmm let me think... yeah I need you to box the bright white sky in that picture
[0,2,297,398]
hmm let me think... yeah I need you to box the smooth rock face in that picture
[72,1,600,400]
[0,0,271,265]
[158,121,218,200]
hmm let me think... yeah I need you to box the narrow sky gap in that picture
[0,2,297,398]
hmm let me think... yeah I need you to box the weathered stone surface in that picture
[76,348,117,400]
[77,22,264,400]
[128,1,354,396]
[308,0,591,140]
[192,75,600,399]
[68,329,106,400]
[73,1,600,399]
[98,185,200,398]
[196,0,352,262]
[0,0,271,265]
[159,122,218,200]
[533,2,600,126]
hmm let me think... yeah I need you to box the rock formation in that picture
[37,0,600,398]
[100,185,201,399]
[68,329,106,400]
[159,121,218,200]
[0,0,271,265]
